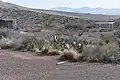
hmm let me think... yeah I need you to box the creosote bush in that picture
[40,48,61,56]
[81,41,120,63]
[16,37,49,52]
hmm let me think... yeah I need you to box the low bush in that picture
[58,40,120,63]
[0,38,17,49]
[60,49,81,62]
[9,36,120,63]
[16,37,48,52]
[48,49,61,56]
[81,42,120,63]
[36,48,61,56]
[0,32,7,39]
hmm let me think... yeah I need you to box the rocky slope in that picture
[0,0,120,21]
[0,0,93,30]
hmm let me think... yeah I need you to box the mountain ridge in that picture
[51,7,120,15]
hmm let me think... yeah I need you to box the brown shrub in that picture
[47,49,61,56]
[60,49,81,61]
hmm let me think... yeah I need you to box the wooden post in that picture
[112,24,113,29]
[108,23,110,32]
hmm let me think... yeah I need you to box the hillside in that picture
[0,7,92,30]
[0,0,120,21]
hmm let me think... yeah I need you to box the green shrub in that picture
[16,37,49,52]
[81,42,120,63]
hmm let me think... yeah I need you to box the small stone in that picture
[56,61,67,65]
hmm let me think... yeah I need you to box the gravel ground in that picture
[0,50,120,80]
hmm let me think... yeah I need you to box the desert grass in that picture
[16,37,50,52]
[0,37,16,49]
[60,49,81,62]
[81,41,120,63]
[47,48,61,56]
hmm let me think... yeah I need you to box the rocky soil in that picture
[0,50,119,80]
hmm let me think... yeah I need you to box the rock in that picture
[56,61,68,65]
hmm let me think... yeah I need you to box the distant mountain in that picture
[51,7,120,15]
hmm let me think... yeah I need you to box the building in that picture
[0,19,16,29]
[95,21,115,32]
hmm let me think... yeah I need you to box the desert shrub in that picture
[16,37,50,52]
[40,49,49,55]
[50,41,61,50]
[0,38,17,49]
[81,42,120,63]
[0,31,7,39]
[51,37,71,50]
[116,39,120,48]
[65,24,83,30]
[60,49,81,62]
[36,48,61,56]
[82,45,103,62]
[48,51,61,56]
[47,49,61,56]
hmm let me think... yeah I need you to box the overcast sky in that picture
[2,0,120,9]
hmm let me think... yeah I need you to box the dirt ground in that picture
[0,50,120,80]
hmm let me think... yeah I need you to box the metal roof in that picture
[95,21,115,24]
[1,19,15,21]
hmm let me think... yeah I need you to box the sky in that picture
[1,0,120,9]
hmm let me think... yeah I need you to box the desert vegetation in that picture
[0,32,120,64]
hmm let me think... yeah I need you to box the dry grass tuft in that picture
[47,49,61,56]
[81,41,120,63]
[60,49,81,61]
[16,37,50,52]
[36,48,61,56]
[0,38,16,49]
